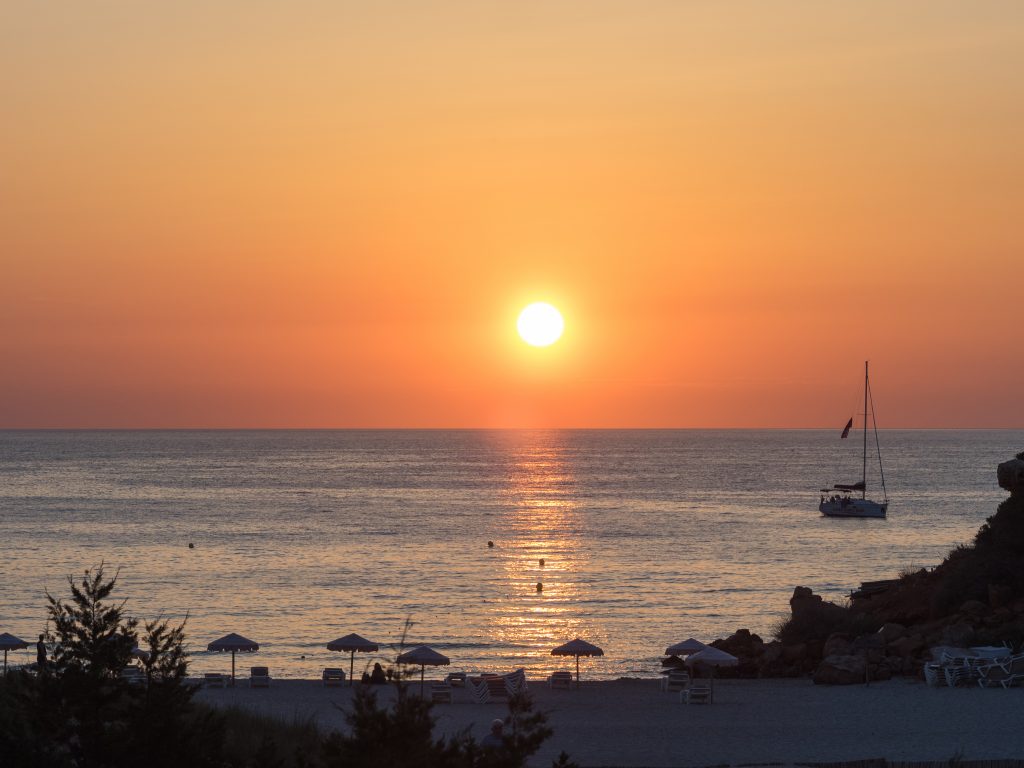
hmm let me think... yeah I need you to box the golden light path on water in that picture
[489,440,605,679]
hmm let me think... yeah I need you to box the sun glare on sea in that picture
[517,303,564,347]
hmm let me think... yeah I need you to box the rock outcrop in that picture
[738,452,1024,682]
[997,458,1024,497]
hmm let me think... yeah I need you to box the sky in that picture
[1,1,1022,428]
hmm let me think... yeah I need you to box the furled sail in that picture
[833,482,865,492]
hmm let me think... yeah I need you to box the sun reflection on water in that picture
[487,435,605,677]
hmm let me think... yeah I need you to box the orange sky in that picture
[1,2,1022,428]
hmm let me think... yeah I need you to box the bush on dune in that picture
[0,565,224,767]
[0,563,575,768]
[321,679,567,768]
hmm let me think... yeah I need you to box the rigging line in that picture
[867,376,887,501]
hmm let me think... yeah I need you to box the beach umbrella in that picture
[396,645,450,695]
[0,633,28,673]
[685,646,738,668]
[130,645,150,662]
[327,633,379,686]
[665,638,706,656]
[207,633,259,686]
[551,638,604,687]
[685,646,738,693]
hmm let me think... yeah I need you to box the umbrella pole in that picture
[576,655,580,688]
[231,650,236,687]
[3,649,7,673]
[350,650,355,687]
[420,664,425,697]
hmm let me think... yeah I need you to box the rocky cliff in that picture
[703,452,1024,683]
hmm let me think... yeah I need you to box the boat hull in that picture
[819,498,887,519]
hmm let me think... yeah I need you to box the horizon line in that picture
[1,426,1023,432]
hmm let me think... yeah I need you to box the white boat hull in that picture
[819,498,887,519]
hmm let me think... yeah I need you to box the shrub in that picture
[0,564,220,768]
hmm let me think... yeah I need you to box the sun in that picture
[517,302,564,347]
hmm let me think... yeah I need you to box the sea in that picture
[0,429,1020,680]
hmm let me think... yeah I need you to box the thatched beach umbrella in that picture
[327,633,379,686]
[551,638,604,687]
[0,633,28,672]
[396,645,450,695]
[207,633,259,686]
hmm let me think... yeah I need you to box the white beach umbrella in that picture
[0,633,28,672]
[207,633,259,686]
[396,645,450,695]
[327,633,379,686]
[551,638,604,687]
[665,638,707,656]
[685,646,738,694]
[685,646,738,668]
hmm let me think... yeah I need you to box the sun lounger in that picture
[445,671,467,687]
[684,684,712,704]
[923,663,947,687]
[944,664,981,687]
[978,654,1024,688]
[470,677,492,704]
[204,672,226,688]
[661,670,690,692]
[431,682,453,703]
[322,667,346,687]
[485,675,509,699]
[249,666,271,688]
[504,668,528,695]
[548,671,572,690]
[120,666,146,686]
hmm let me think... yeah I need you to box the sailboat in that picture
[819,361,889,519]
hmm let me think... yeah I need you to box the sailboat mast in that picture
[862,360,868,499]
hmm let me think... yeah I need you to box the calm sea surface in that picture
[0,430,1020,679]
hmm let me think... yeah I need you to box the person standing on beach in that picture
[36,634,47,672]
[481,719,505,750]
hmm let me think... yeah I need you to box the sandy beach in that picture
[195,677,1024,767]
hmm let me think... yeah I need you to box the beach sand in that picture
[195,676,1024,767]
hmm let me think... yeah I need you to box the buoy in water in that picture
[539,558,545,567]
[487,541,494,548]
[536,582,543,592]
[188,543,194,549]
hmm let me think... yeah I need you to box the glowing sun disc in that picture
[517,302,564,347]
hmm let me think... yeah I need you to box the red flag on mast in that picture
[840,418,853,439]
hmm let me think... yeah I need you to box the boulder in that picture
[790,587,848,622]
[714,628,764,658]
[888,634,925,658]
[877,623,906,643]
[822,633,851,658]
[781,643,806,662]
[813,654,866,685]
[851,633,885,662]
[997,458,1024,497]
[761,641,783,664]
[941,623,975,648]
